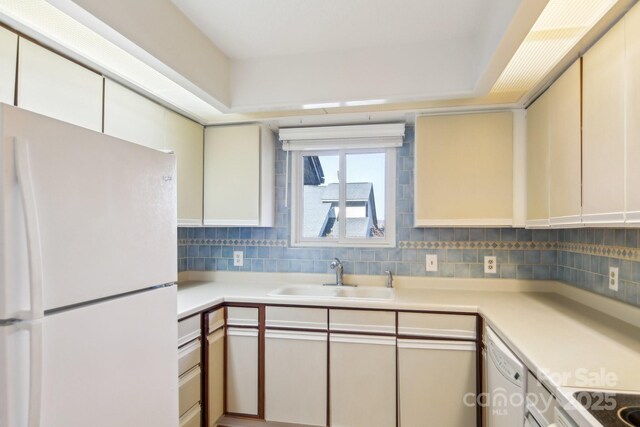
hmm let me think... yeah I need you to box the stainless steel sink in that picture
[620,407,640,426]
[269,285,395,300]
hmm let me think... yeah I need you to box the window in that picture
[291,148,396,247]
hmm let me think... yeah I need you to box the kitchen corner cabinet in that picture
[204,124,275,227]
[526,91,550,228]
[226,307,260,416]
[17,38,103,132]
[264,307,328,426]
[165,110,204,226]
[582,19,626,225]
[525,59,581,229]
[415,112,514,227]
[0,26,17,105]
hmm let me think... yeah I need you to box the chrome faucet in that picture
[330,258,344,286]
[385,270,394,288]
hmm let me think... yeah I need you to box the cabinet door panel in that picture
[207,328,224,426]
[582,20,626,223]
[165,109,204,225]
[226,327,259,416]
[17,39,102,131]
[548,60,582,226]
[415,112,513,226]
[103,79,165,149]
[526,92,549,227]
[398,340,476,427]
[626,4,640,221]
[0,26,17,105]
[265,331,327,426]
[330,334,396,427]
[204,125,260,225]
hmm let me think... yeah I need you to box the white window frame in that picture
[290,147,396,248]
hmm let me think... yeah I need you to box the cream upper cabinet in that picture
[548,60,582,226]
[204,124,275,227]
[165,110,204,226]
[625,4,640,223]
[0,26,17,105]
[526,91,550,228]
[104,79,165,150]
[582,20,626,224]
[17,38,102,131]
[415,112,514,226]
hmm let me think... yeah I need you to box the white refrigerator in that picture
[0,104,179,427]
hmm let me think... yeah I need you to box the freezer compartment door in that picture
[0,104,177,318]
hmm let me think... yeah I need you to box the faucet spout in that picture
[385,270,393,288]
[330,258,344,286]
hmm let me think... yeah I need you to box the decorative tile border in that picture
[179,238,288,247]
[557,242,640,261]
[399,240,558,250]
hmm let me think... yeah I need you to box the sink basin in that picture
[269,285,395,300]
[335,287,395,300]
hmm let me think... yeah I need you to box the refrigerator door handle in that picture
[14,138,44,320]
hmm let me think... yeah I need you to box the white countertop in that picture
[176,272,640,426]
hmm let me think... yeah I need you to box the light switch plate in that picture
[609,267,619,291]
[426,254,438,272]
[484,256,497,274]
[233,251,244,267]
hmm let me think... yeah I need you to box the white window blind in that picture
[280,123,405,151]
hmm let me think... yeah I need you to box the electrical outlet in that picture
[426,254,438,272]
[609,267,619,291]
[484,256,497,274]
[233,251,244,267]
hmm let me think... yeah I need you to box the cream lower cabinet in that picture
[178,315,203,426]
[330,334,396,427]
[207,307,225,427]
[398,340,476,427]
[226,328,259,415]
[265,330,327,425]
[226,307,260,416]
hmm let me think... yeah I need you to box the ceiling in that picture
[0,0,634,125]
[171,0,529,112]
[171,0,492,60]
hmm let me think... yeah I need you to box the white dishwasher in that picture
[485,327,526,427]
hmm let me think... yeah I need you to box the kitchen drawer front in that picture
[178,338,201,377]
[398,312,477,339]
[227,306,259,327]
[329,309,395,334]
[207,307,224,333]
[526,371,558,425]
[179,365,201,417]
[178,314,201,347]
[179,403,201,427]
[266,306,327,330]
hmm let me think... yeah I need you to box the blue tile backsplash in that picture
[178,127,640,308]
